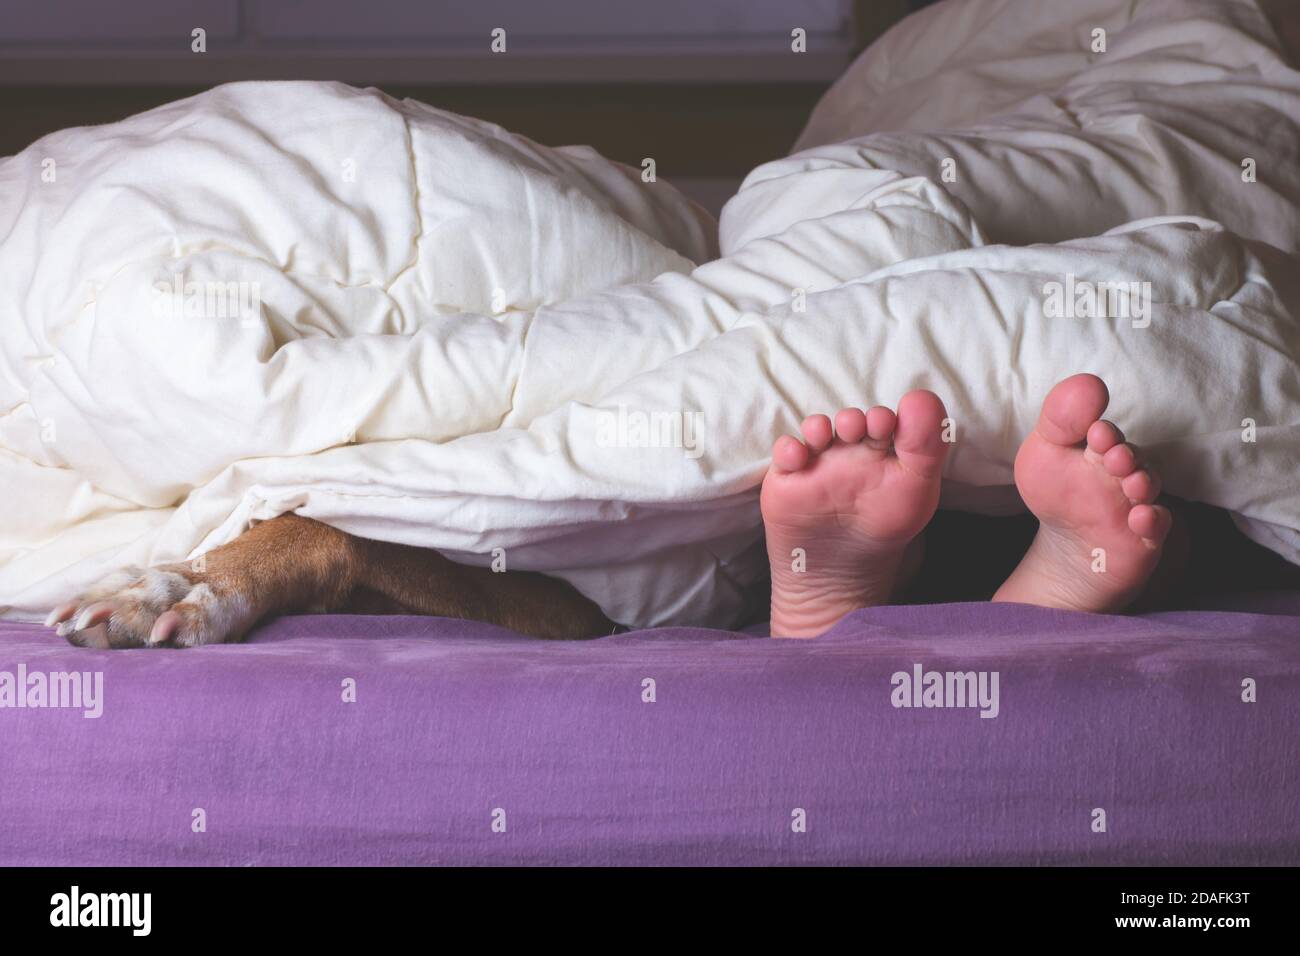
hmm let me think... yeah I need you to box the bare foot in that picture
[761,391,949,637]
[993,373,1172,613]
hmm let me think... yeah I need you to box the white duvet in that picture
[2,0,1298,628]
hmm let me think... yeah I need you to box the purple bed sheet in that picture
[1,595,1297,866]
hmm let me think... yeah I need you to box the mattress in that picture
[2,596,1296,865]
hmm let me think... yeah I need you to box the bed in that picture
[1,595,1297,865]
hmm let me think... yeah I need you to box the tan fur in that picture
[58,514,616,647]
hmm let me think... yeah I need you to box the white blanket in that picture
[2,0,1298,628]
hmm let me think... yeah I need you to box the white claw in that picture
[43,608,62,627]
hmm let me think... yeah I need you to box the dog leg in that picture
[48,514,358,648]
[349,536,617,639]
[49,513,615,647]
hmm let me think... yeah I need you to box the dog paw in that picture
[46,564,255,649]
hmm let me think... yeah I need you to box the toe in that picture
[1086,420,1124,455]
[1121,468,1160,504]
[800,414,834,452]
[833,407,867,444]
[72,601,117,633]
[149,609,183,646]
[1036,373,1110,446]
[865,406,897,446]
[164,599,223,648]
[894,390,949,479]
[1103,441,1139,477]
[771,434,810,473]
[44,601,80,628]
[1129,503,1172,547]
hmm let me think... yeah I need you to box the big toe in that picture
[894,389,949,479]
[1036,373,1110,446]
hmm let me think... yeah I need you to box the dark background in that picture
[0,0,934,213]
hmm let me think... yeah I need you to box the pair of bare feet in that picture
[761,374,1173,637]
